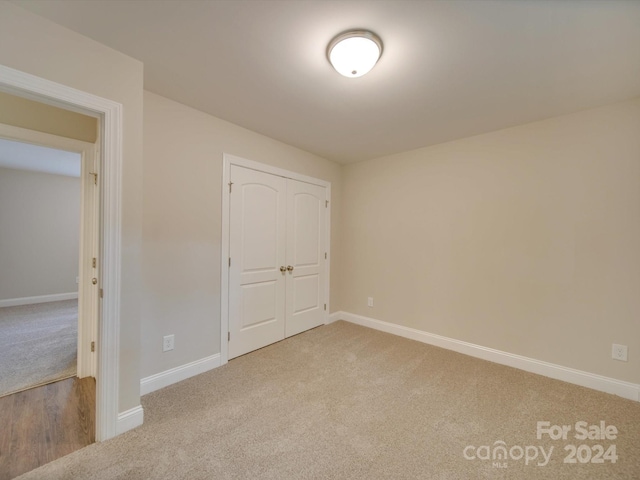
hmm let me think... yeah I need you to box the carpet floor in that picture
[15,320,640,479]
[0,300,77,398]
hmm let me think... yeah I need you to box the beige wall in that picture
[141,91,342,378]
[0,3,144,412]
[0,91,97,143]
[341,97,640,384]
[0,167,80,300]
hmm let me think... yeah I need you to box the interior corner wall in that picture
[340,97,640,385]
[0,2,144,413]
[0,167,80,301]
[141,90,342,379]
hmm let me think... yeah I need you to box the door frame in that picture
[0,64,123,441]
[220,153,331,365]
[0,123,99,379]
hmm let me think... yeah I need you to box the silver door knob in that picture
[287,265,294,272]
[280,266,286,273]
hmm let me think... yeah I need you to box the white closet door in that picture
[285,179,326,338]
[228,165,286,359]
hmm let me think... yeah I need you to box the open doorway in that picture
[0,138,81,395]
[0,60,128,446]
[0,91,100,478]
[0,134,99,396]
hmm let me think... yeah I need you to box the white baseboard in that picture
[0,292,78,308]
[330,311,640,402]
[116,405,144,436]
[140,353,221,396]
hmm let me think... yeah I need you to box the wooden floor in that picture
[0,377,95,480]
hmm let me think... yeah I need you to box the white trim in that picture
[220,158,230,366]
[324,183,331,325]
[140,354,221,396]
[0,64,124,441]
[220,153,331,366]
[224,154,332,188]
[326,311,342,324]
[331,311,640,402]
[0,292,78,308]
[116,405,144,436]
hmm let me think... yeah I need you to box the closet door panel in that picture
[228,165,286,359]
[285,179,326,338]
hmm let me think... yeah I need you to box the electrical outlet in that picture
[76,276,79,284]
[612,344,628,362]
[367,297,374,308]
[163,334,175,352]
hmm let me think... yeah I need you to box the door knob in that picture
[287,265,294,272]
[92,278,98,285]
[280,266,286,273]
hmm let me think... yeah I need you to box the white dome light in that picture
[327,30,383,78]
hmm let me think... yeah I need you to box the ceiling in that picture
[0,138,81,177]
[12,0,640,164]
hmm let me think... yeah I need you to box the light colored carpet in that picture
[0,299,77,398]
[16,320,640,479]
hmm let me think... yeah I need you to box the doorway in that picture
[0,128,99,392]
[0,63,125,442]
[0,122,99,479]
[221,154,331,362]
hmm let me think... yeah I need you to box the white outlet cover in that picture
[612,344,628,362]
[367,297,374,307]
[163,334,175,352]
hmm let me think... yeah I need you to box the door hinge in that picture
[229,182,233,193]
[92,257,97,268]
[325,200,329,208]
[324,252,327,260]
[91,341,96,352]
[99,288,103,298]
[90,172,98,185]
[324,304,327,311]
[229,257,231,267]
[228,331,231,341]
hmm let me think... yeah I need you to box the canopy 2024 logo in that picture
[538,421,618,465]
[463,421,618,469]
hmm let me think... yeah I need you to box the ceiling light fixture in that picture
[327,30,383,78]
